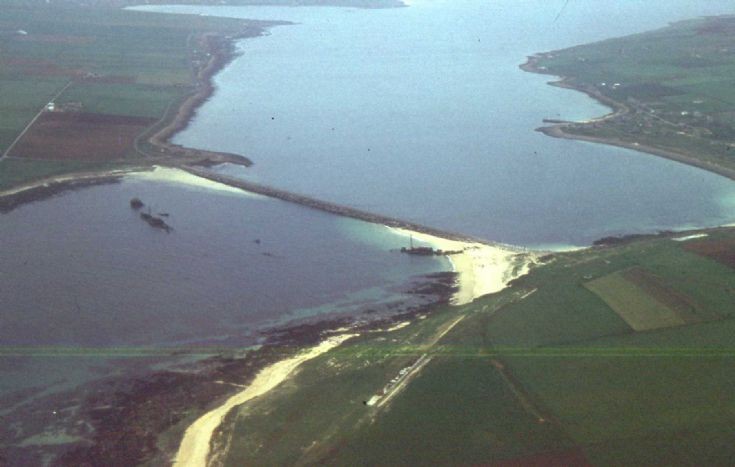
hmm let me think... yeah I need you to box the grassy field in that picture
[0,5,271,189]
[207,228,735,466]
[532,16,735,177]
[0,158,122,190]
[585,268,691,331]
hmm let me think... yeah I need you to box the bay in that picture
[140,0,735,249]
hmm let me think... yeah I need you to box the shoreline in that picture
[388,227,537,305]
[0,166,143,213]
[173,333,358,467]
[17,286,453,466]
[136,28,285,166]
[520,55,735,182]
[6,15,735,466]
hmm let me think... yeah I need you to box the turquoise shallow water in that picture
[139,0,735,248]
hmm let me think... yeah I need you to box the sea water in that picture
[138,0,735,248]
[0,173,444,408]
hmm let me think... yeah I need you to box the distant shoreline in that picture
[520,54,735,182]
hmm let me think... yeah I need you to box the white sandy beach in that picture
[129,166,266,198]
[390,228,536,305]
[174,333,356,467]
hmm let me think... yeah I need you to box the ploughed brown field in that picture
[13,112,154,161]
[683,237,735,269]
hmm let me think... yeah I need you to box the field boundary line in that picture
[2,80,73,160]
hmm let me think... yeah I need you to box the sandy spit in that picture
[174,333,357,467]
[390,227,537,305]
[128,166,265,198]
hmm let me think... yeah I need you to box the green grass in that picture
[328,357,574,466]
[0,77,69,153]
[639,246,735,317]
[221,306,576,466]
[534,15,735,173]
[583,421,735,467]
[0,158,120,191]
[504,356,735,446]
[58,83,186,119]
[484,281,631,348]
[585,270,685,331]
[0,5,272,186]
[211,228,735,466]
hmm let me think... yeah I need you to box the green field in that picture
[0,158,122,191]
[585,268,688,331]
[0,5,272,189]
[532,16,735,177]
[205,229,735,466]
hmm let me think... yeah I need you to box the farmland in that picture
[584,267,704,331]
[526,16,735,180]
[195,228,735,466]
[0,5,274,190]
[12,112,155,161]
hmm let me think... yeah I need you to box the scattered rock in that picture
[129,197,144,209]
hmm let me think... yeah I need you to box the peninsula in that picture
[522,15,735,181]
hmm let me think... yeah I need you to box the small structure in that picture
[400,234,435,256]
[45,102,56,112]
[401,245,435,256]
[364,396,381,406]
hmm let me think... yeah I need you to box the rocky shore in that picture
[0,273,456,466]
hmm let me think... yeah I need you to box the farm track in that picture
[1,80,72,160]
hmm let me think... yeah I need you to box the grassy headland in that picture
[522,15,735,180]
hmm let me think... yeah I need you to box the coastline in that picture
[0,167,140,213]
[0,22,281,208]
[520,55,735,182]
[27,285,453,466]
[136,28,286,165]
[388,227,537,305]
[173,333,358,467]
